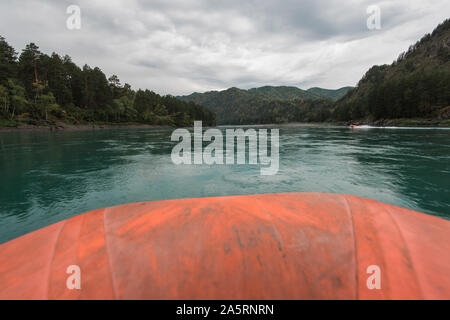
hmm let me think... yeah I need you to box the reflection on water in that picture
[0,126,449,243]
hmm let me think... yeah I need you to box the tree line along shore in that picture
[0,36,215,130]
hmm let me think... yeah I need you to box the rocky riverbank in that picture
[0,121,170,132]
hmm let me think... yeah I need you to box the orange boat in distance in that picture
[0,193,449,300]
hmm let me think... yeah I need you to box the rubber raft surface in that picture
[0,193,449,300]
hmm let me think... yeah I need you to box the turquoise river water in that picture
[0,125,449,243]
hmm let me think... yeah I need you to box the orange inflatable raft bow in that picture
[0,193,449,300]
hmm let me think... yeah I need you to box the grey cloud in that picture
[0,0,449,95]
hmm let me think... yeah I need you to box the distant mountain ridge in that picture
[181,85,351,102]
[248,86,312,100]
[307,87,354,101]
[178,85,352,124]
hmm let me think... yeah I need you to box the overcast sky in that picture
[1,0,449,95]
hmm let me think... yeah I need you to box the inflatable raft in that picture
[0,193,449,300]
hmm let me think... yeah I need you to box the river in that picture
[0,125,449,243]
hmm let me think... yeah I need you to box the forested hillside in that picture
[333,19,450,122]
[248,86,317,100]
[0,37,215,127]
[179,87,333,124]
[179,86,351,124]
[307,87,353,101]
